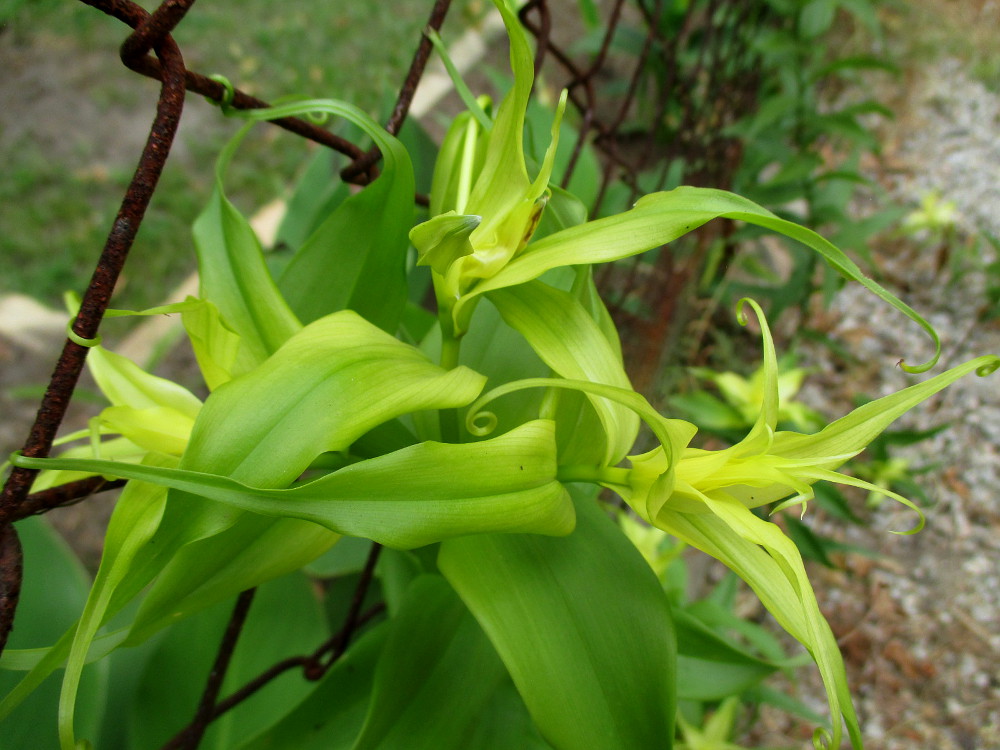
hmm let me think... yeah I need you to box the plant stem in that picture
[557,465,630,486]
[440,333,461,370]
[439,333,463,442]
[163,588,257,750]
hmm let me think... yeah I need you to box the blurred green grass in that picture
[0,0,469,311]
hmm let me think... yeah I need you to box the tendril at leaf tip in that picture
[889,512,926,537]
[735,297,752,326]
[899,357,935,375]
[735,296,765,328]
[205,74,236,115]
[65,322,101,348]
[975,355,1000,377]
[466,410,497,437]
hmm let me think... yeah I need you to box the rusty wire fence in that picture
[0,0,773,743]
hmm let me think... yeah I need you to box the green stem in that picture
[557,465,630,486]
[439,333,462,443]
[440,334,461,371]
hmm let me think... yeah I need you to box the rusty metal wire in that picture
[0,0,776,737]
[0,0,454,663]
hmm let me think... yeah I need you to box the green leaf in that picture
[16,420,575,552]
[180,296,248,390]
[129,573,327,749]
[259,100,416,332]
[182,309,486,489]
[86,346,201,418]
[126,516,338,646]
[351,575,509,749]
[459,186,942,372]
[439,487,676,750]
[799,0,836,38]
[488,281,639,465]
[193,124,302,365]
[128,304,488,630]
[0,518,108,749]
[237,625,388,750]
[275,149,351,252]
[673,608,782,701]
[304,535,374,579]
[0,470,170,750]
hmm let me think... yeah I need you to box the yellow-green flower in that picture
[591,299,998,748]
[409,0,566,339]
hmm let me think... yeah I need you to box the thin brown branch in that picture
[0,524,23,654]
[156,543,384,749]
[161,588,258,750]
[340,0,454,181]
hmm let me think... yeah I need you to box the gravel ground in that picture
[744,57,1000,749]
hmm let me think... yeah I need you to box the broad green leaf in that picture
[54,471,169,750]
[439,487,676,750]
[97,405,193,456]
[375,549,426,618]
[457,186,942,372]
[0,518,107,749]
[86,345,202,418]
[0,470,170,750]
[180,296,247,390]
[15,420,574,552]
[183,309,486,488]
[256,100,416,332]
[116,308,486,611]
[128,573,327,750]
[237,624,388,750]
[8,310,493,719]
[126,516,338,645]
[489,281,639,465]
[276,149,351,252]
[304,535,373,579]
[351,575,508,750]
[462,679,553,750]
[193,124,302,365]
[673,608,782,701]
